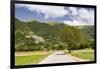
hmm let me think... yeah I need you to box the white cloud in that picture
[64,7,94,26]
[78,8,94,25]
[64,20,87,26]
[15,4,69,19]
[69,7,78,15]
[16,4,94,26]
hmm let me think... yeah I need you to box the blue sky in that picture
[15,4,94,26]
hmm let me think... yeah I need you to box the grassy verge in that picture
[70,49,94,61]
[15,51,52,65]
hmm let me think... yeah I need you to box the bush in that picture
[79,43,88,49]
[79,40,94,49]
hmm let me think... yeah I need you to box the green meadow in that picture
[71,49,94,61]
[15,51,52,65]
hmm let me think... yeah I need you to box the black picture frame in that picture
[10,1,97,69]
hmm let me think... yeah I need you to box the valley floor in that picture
[15,49,94,65]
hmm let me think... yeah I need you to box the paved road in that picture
[39,51,77,64]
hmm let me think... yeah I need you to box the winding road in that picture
[39,51,77,64]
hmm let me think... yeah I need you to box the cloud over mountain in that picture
[16,4,68,19]
[64,7,94,26]
[16,4,94,26]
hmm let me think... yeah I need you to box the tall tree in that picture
[59,26,84,53]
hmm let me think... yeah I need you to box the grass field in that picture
[70,49,94,61]
[15,51,52,65]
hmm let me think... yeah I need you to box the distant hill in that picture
[15,18,94,39]
[75,25,94,39]
[82,25,94,39]
[15,18,65,39]
[15,18,95,51]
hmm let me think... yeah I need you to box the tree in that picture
[59,26,84,53]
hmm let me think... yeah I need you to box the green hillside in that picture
[15,18,95,51]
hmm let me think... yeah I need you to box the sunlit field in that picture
[15,51,52,65]
[70,49,94,61]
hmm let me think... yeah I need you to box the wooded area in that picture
[15,18,94,53]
